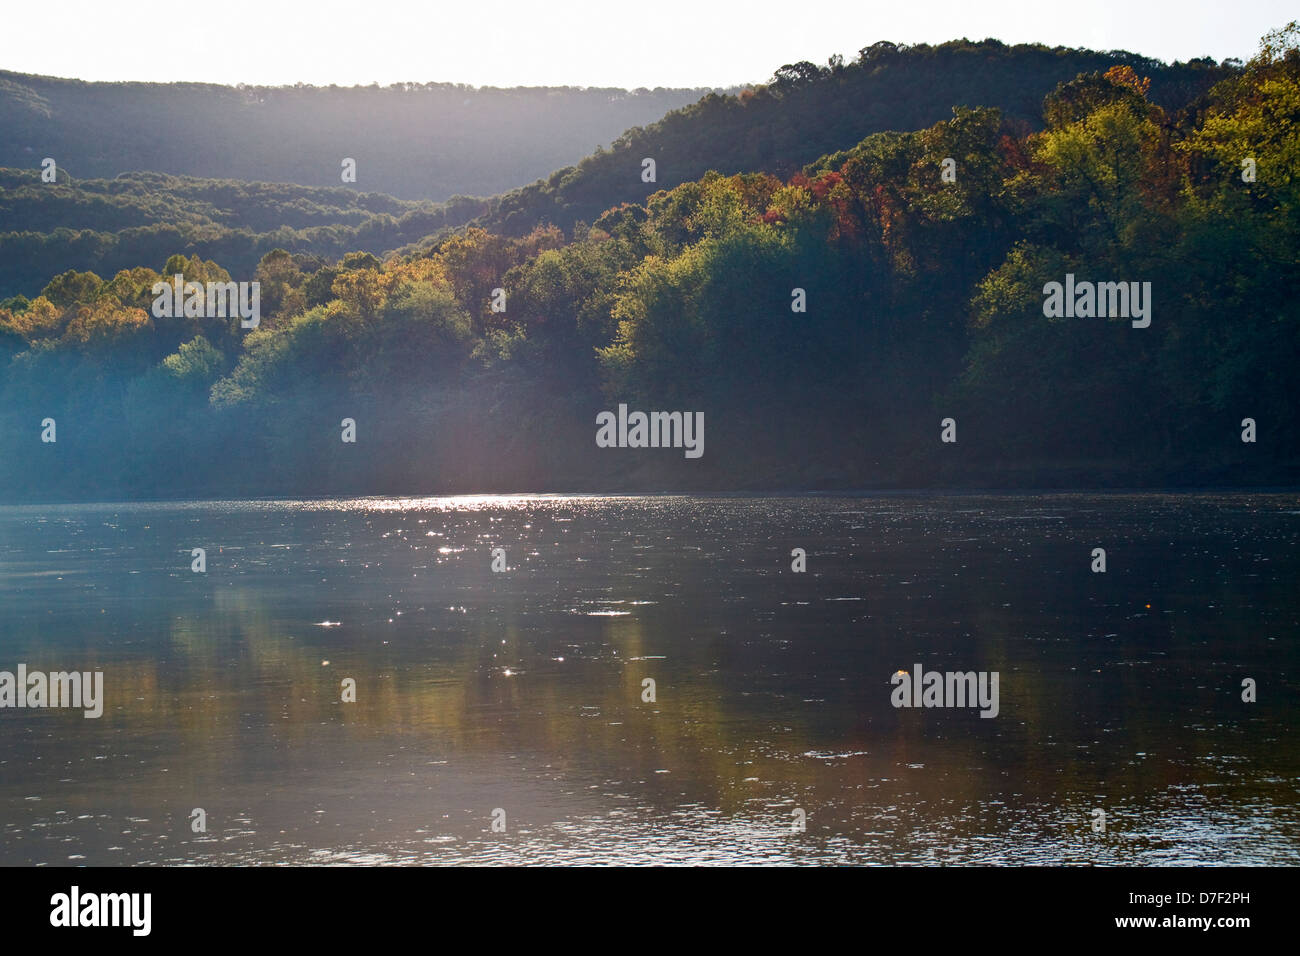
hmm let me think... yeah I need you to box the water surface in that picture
[1,493,1297,865]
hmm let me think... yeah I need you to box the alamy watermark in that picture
[1043,274,1150,328]
[0,664,103,718]
[891,664,999,718]
[50,887,150,936]
[151,275,260,329]
[596,404,704,458]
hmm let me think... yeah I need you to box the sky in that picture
[5,0,1295,89]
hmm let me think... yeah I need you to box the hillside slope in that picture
[0,74,717,201]
[475,39,1235,237]
[0,170,487,298]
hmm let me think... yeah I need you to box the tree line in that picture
[0,27,1295,500]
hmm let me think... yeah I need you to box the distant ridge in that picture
[0,73,719,201]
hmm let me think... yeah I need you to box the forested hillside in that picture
[3,40,1236,301]
[474,39,1237,237]
[0,27,1296,500]
[0,170,486,298]
[0,74,714,199]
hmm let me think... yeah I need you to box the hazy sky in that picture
[7,0,1295,88]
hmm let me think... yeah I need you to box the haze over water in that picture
[1,493,1297,865]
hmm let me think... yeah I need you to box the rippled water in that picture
[1,493,1297,865]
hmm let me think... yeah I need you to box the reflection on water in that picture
[0,493,1297,865]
